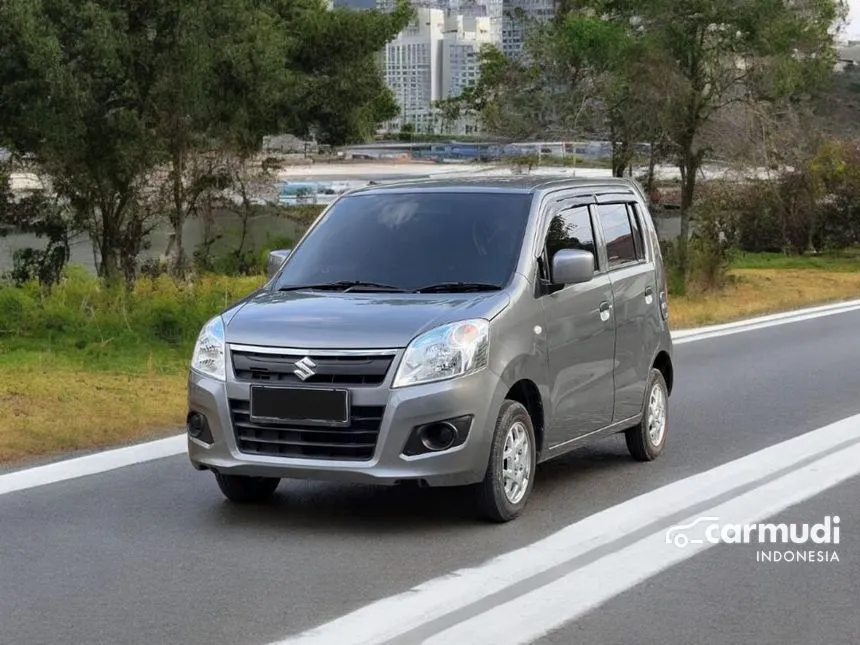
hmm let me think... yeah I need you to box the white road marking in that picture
[0,435,187,497]
[1,297,859,495]
[672,298,860,344]
[270,413,860,645]
[425,441,860,645]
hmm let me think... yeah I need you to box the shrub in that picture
[659,240,688,296]
[683,181,740,291]
[258,234,295,274]
[193,204,320,277]
[810,139,860,249]
[0,266,266,360]
[0,285,37,333]
[729,139,860,255]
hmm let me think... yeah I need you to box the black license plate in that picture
[250,386,349,425]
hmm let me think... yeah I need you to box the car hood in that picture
[224,289,511,349]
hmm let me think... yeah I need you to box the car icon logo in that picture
[665,516,720,548]
[293,357,317,381]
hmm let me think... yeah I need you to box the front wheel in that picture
[473,400,537,523]
[625,369,669,461]
[214,472,280,504]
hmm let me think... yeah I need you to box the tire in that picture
[625,368,669,462]
[214,472,280,504]
[473,400,537,523]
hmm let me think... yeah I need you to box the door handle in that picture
[644,285,654,304]
[599,301,612,322]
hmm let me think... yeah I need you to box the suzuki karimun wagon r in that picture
[186,176,674,522]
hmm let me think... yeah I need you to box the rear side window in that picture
[627,203,647,260]
[597,203,638,268]
[545,205,599,273]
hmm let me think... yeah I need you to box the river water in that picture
[0,208,306,274]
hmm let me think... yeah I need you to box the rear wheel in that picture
[625,369,669,461]
[214,472,280,504]
[473,400,537,523]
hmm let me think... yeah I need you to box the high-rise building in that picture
[450,0,503,45]
[380,7,447,133]
[379,6,499,133]
[441,14,492,133]
[501,0,556,58]
[376,0,502,53]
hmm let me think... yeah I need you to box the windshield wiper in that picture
[414,282,503,293]
[278,280,408,293]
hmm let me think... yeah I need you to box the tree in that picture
[455,15,634,144]
[572,0,845,271]
[149,2,232,275]
[271,0,413,147]
[0,0,412,282]
[588,32,678,179]
[0,0,172,282]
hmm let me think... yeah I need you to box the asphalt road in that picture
[2,308,860,645]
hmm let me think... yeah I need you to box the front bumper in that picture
[186,366,505,487]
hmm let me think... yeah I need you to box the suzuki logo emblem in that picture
[293,356,317,381]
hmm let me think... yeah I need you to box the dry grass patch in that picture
[670,269,860,329]
[0,365,186,463]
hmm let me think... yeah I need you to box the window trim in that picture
[596,201,648,272]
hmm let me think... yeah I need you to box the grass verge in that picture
[0,360,186,463]
[669,268,860,328]
[2,257,859,464]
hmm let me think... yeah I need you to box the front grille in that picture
[231,348,395,386]
[229,399,385,461]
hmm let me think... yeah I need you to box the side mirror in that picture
[266,249,291,280]
[551,249,595,286]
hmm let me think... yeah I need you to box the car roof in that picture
[347,175,642,196]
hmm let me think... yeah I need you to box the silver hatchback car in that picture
[187,177,674,522]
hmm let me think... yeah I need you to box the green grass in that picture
[0,266,266,369]
[0,267,267,462]
[730,248,860,271]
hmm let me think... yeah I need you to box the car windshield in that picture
[273,191,533,293]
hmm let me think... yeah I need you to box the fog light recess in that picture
[187,411,214,445]
[402,415,473,457]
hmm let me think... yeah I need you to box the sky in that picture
[847,0,860,39]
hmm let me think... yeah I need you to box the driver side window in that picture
[541,205,599,281]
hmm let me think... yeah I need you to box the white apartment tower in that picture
[379,5,500,133]
[441,14,493,133]
[501,0,556,57]
[380,8,446,133]
[377,0,502,41]
[450,0,503,45]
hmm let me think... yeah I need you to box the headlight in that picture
[191,316,226,381]
[392,319,490,388]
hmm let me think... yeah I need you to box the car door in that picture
[594,200,659,422]
[539,201,617,448]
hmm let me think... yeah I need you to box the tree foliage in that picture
[460,0,845,274]
[0,0,411,281]
[456,16,633,141]
[0,164,70,286]
[571,0,845,270]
